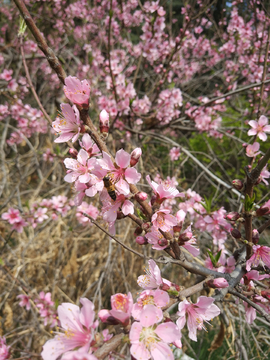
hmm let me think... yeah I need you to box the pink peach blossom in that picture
[177,296,220,341]
[246,245,270,271]
[52,104,81,143]
[64,76,91,106]
[41,298,97,360]
[246,142,260,157]
[248,115,270,141]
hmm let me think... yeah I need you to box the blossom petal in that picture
[115,149,130,168]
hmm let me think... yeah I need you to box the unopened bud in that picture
[256,206,269,216]
[135,191,148,202]
[136,236,147,245]
[158,238,169,247]
[252,229,259,244]
[130,148,142,167]
[179,231,192,242]
[207,278,229,289]
[231,228,241,239]
[134,226,143,236]
[142,222,150,231]
[232,179,243,190]
[99,109,109,137]
[98,309,119,325]
[226,212,240,221]
[69,148,78,158]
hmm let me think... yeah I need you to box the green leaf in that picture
[207,249,217,267]
[0,258,4,265]
[245,194,256,212]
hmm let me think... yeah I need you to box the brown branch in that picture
[94,333,124,359]
[19,36,52,125]
[13,0,66,84]
[229,289,270,324]
[258,218,270,234]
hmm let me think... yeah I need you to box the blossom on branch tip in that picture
[146,175,182,202]
[152,209,178,232]
[52,104,81,143]
[248,115,270,141]
[137,259,164,290]
[64,76,91,107]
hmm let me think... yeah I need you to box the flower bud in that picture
[98,309,119,325]
[252,229,259,244]
[69,148,78,158]
[256,206,269,216]
[207,278,229,289]
[232,179,243,190]
[150,195,157,206]
[226,212,240,221]
[158,238,169,247]
[136,236,147,245]
[99,109,109,138]
[130,148,142,167]
[231,228,241,239]
[135,192,148,202]
[134,226,143,236]
[179,231,192,242]
[141,222,150,231]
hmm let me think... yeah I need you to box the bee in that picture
[103,174,117,201]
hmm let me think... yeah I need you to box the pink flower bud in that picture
[252,229,259,244]
[231,228,241,239]
[232,179,243,190]
[99,109,109,137]
[130,148,142,167]
[226,212,240,221]
[256,206,269,216]
[179,231,192,242]
[142,222,150,231]
[136,236,147,245]
[135,192,148,201]
[98,309,119,325]
[69,148,78,158]
[207,278,229,288]
[158,238,169,247]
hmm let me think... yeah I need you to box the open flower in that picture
[246,245,270,271]
[146,175,182,201]
[52,104,81,143]
[130,305,180,360]
[246,142,260,157]
[98,150,141,196]
[41,298,97,360]
[64,76,91,106]
[152,209,178,232]
[248,115,270,141]
[132,289,170,321]
[176,296,220,341]
[137,260,164,290]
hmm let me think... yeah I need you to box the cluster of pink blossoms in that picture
[18,291,58,327]
[1,194,99,233]
[98,260,220,360]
